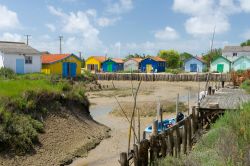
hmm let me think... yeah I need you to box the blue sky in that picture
[0,0,250,58]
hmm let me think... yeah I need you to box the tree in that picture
[240,39,250,46]
[180,52,193,68]
[125,53,145,60]
[157,50,180,69]
[203,48,222,68]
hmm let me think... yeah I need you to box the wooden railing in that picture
[119,106,200,166]
[96,73,231,82]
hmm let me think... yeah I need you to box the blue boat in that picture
[144,118,176,133]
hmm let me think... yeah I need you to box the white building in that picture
[222,46,250,62]
[0,41,41,74]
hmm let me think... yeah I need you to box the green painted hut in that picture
[210,56,231,73]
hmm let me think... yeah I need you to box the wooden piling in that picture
[119,152,128,166]
[187,117,192,152]
[168,129,174,156]
[133,144,139,166]
[183,119,188,154]
[208,86,212,95]
[152,120,158,136]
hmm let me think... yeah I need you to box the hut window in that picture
[233,53,237,57]
[25,56,32,64]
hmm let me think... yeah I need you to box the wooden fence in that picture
[96,73,231,82]
[119,106,201,166]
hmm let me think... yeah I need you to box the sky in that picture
[0,0,250,59]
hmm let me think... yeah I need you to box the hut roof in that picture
[148,56,165,62]
[88,56,106,63]
[0,41,40,55]
[42,53,80,64]
[112,58,124,63]
[223,46,250,53]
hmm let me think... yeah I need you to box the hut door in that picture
[107,63,112,72]
[217,64,224,73]
[16,59,25,74]
[70,63,77,77]
[190,64,197,72]
[62,62,68,77]
[146,64,152,73]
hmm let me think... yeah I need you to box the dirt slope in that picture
[0,107,110,166]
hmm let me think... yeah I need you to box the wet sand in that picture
[70,81,204,166]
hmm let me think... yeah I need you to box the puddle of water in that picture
[90,105,114,118]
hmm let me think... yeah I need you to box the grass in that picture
[159,102,250,166]
[0,79,63,97]
[0,69,91,155]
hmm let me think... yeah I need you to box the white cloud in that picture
[0,32,22,42]
[46,24,56,32]
[97,17,121,27]
[106,0,133,14]
[154,26,179,40]
[239,0,250,12]
[172,0,241,36]
[185,13,230,36]
[47,6,105,53]
[0,5,19,29]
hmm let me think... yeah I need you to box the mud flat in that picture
[70,81,204,166]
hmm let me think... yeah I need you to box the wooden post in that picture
[187,117,192,152]
[143,131,146,140]
[168,129,174,156]
[208,86,212,95]
[119,152,128,166]
[152,120,158,136]
[133,144,139,166]
[222,81,225,88]
[183,119,188,154]
[192,106,197,134]
[139,140,149,166]
[137,109,141,143]
[160,135,167,157]
[174,125,181,157]
[212,89,215,95]
[176,93,179,120]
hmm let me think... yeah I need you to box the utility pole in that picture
[24,35,31,45]
[79,51,82,60]
[59,36,63,54]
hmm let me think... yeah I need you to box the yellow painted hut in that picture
[85,56,106,72]
[41,53,82,77]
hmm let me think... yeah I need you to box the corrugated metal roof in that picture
[42,54,71,64]
[88,56,107,63]
[223,46,250,52]
[0,41,40,55]
[112,58,124,63]
[147,56,165,62]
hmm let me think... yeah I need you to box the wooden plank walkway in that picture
[200,88,250,109]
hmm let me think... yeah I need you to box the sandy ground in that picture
[70,81,205,166]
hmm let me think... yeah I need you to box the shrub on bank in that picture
[0,76,89,154]
[0,67,16,79]
[158,102,250,165]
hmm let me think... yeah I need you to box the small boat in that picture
[144,118,176,133]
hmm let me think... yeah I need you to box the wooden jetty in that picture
[96,73,231,82]
[119,85,250,166]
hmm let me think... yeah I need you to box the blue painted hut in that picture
[184,56,206,72]
[141,57,166,73]
[102,58,124,72]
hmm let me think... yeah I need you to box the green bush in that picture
[0,67,16,79]
[0,112,44,154]
[165,68,184,74]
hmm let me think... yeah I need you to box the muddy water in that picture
[70,104,133,166]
